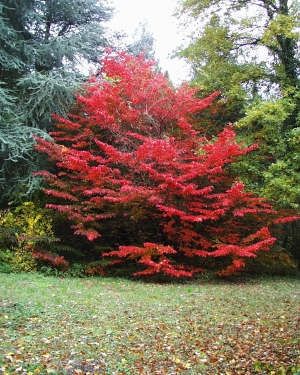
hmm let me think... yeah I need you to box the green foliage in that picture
[66,263,88,278]
[0,0,112,203]
[0,201,111,274]
[232,98,300,208]
[178,0,299,104]
[17,71,81,130]
[263,158,300,209]
[38,262,86,278]
[262,14,299,48]
[0,246,36,273]
[0,123,51,202]
[0,202,54,241]
[180,15,265,103]
[0,249,14,273]
[178,0,299,211]
[0,202,55,271]
[11,248,37,273]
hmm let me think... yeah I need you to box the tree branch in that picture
[231,38,261,51]
[58,23,72,37]
[45,20,51,41]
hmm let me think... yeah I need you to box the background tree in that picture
[125,23,155,59]
[0,0,111,204]
[178,0,299,208]
[179,0,299,98]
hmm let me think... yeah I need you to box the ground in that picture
[0,273,299,374]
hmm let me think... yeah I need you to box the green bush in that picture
[0,249,14,273]
[39,263,87,278]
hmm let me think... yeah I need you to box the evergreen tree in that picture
[126,23,155,59]
[112,22,156,59]
[0,0,111,203]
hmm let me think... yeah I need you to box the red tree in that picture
[35,52,296,277]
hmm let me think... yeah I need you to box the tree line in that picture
[0,0,299,277]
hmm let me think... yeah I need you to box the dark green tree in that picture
[0,0,111,203]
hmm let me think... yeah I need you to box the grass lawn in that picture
[0,273,299,374]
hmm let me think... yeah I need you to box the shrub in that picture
[39,263,87,278]
[35,52,298,278]
[0,201,68,271]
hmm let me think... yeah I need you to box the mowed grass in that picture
[0,273,299,374]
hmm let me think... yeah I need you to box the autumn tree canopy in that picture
[36,52,296,278]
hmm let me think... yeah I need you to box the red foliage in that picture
[35,51,298,278]
[84,265,106,276]
[33,251,69,270]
